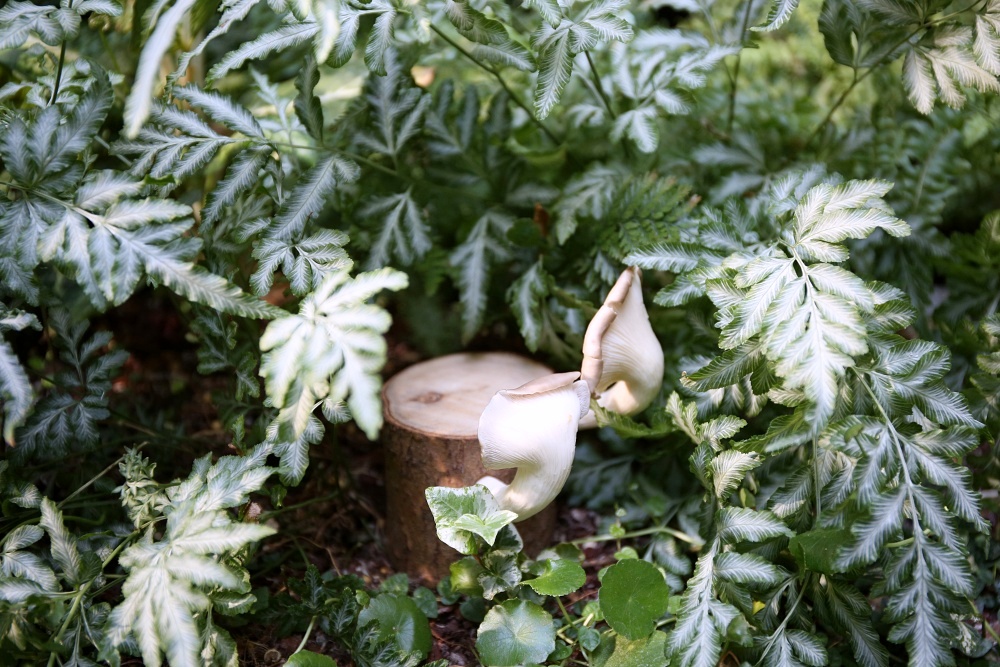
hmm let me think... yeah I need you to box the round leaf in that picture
[476,600,555,666]
[284,650,337,667]
[357,594,431,658]
[598,559,669,640]
[526,559,586,596]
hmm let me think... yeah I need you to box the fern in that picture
[259,263,407,444]
[0,305,39,445]
[450,210,514,342]
[14,311,128,461]
[362,190,432,269]
[110,446,275,667]
[1,72,280,320]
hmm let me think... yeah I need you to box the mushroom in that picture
[579,266,664,428]
[477,372,591,521]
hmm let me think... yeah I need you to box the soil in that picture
[98,291,622,667]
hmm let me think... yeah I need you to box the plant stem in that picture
[801,70,861,151]
[292,615,318,654]
[261,491,341,518]
[48,536,133,666]
[50,41,68,105]
[570,525,700,546]
[584,51,615,120]
[555,596,576,627]
[59,446,145,509]
[429,23,561,145]
[726,0,756,133]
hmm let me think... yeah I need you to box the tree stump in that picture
[382,352,559,583]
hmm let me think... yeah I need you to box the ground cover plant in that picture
[1,0,1000,664]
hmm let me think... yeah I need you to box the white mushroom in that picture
[477,372,590,521]
[580,266,664,428]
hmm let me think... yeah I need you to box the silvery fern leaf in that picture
[203,146,273,225]
[0,0,118,50]
[702,178,908,430]
[295,57,325,141]
[111,448,275,667]
[252,229,351,296]
[169,0,267,85]
[975,0,1000,75]
[263,156,359,241]
[38,498,82,587]
[812,578,887,667]
[754,0,799,32]
[0,305,39,445]
[124,0,198,137]
[1,525,58,592]
[668,543,731,667]
[507,260,550,352]
[472,41,536,72]
[449,210,514,342]
[267,414,325,486]
[208,21,320,82]
[362,190,432,269]
[15,311,127,460]
[903,31,1000,114]
[532,24,575,120]
[553,163,624,243]
[259,265,408,441]
[356,56,430,157]
[532,1,633,119]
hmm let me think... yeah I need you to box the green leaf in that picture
[789,528,853,575]
[525,559,586,596]
[476,599,555,666]
[452,511,519,546]
[294,56,324,142]
[599,559,670,640]
[425,485,517,554]
[593,630,668,667]
[357,594,432,659]
[285,650,337,667]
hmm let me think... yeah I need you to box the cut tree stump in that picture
[382,352,558,583]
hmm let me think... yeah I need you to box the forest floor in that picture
[101,292,622,666]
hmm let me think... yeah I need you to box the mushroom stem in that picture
[477,372,590,521]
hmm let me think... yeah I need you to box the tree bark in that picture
[383,352,558,583]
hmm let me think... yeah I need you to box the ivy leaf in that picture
[425,485,518,554]
[525,559,586,596]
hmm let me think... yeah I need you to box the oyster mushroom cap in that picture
[477,371,590,521]
[580,266,664,428]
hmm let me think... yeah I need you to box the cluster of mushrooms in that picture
[477,266,664,521]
